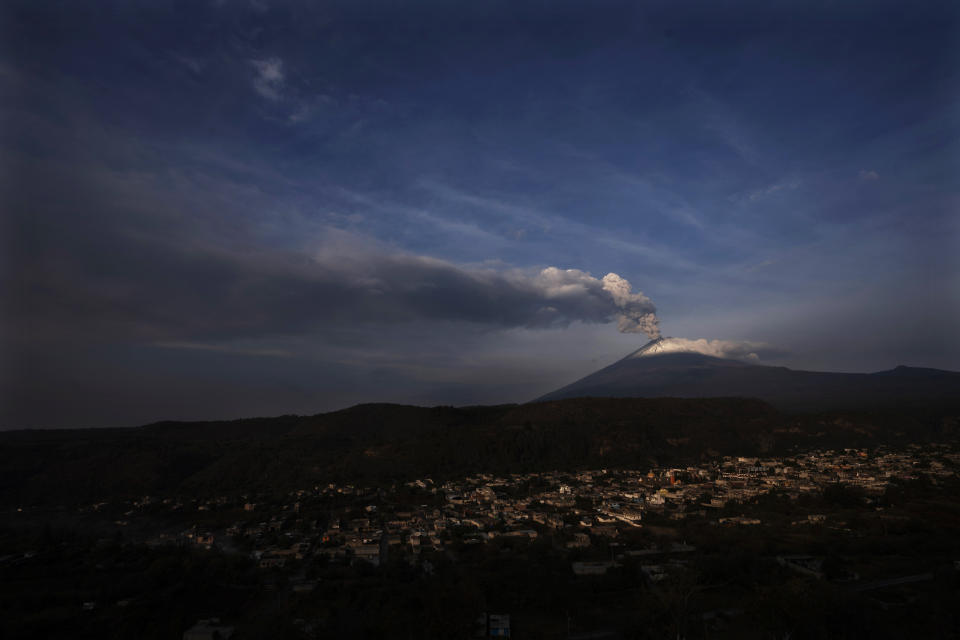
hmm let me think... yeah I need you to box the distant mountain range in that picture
[538,338,960,412]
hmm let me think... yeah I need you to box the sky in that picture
[2,0,958,429]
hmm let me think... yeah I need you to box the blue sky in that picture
[2,1,958,427]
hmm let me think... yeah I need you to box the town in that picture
[11,442,945,638]
[120,443,956,566]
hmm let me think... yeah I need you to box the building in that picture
[350,543,382,566]
[572,561,616,576]
[183,618,234,640]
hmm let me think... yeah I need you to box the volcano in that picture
[537,337,960,412]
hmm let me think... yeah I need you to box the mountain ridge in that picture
[537,342,960,412]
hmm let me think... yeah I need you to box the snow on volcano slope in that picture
[536,338,960,411]
[628,337,765,362]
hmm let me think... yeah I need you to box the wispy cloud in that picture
[746,180,800,202]
[858,169,879,182]
[173,54,204,75]
[694,88,763,165]
[743,258,777,273]
[251,57,284,100]
[419,180,557,233]
[418,181,699,272]
[154,341,293,357]
[565,152,706,230]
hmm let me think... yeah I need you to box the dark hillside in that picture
[1,398,956,508]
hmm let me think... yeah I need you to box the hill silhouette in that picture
[2,397,957,507]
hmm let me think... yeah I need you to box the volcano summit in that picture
[538,338,960,412]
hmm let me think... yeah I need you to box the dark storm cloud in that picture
[8,219,661,344]
[1,132,659,346]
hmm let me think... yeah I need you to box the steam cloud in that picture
[636,337,784,362]
[514,267,660,339]
[321,260,663,339]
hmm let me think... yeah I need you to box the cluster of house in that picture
[118,443,958,569]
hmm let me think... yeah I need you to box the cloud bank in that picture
[8,216,661,343]
[287,255,661,339]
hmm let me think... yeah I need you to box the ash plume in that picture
[601,273,661,339]
[523,267,660,338]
